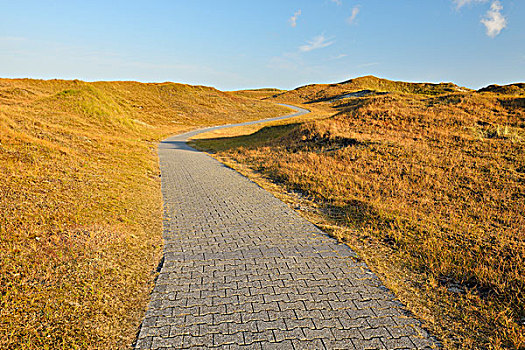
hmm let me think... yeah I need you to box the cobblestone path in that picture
[135,106,438,349]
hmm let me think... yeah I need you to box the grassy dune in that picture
[270,75,470,104]
[0,78,289,349]
[228,88,284,100]
[195,77,525,349]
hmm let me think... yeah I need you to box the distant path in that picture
[135,105,437,349]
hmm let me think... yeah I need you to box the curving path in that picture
[135,105,438,349]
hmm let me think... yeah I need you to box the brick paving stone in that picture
[260,339,294,350]
[135,106,439,349]
[292,338,326,350]
[351,337,388,350]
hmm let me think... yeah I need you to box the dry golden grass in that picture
[195,80,525,349]
[227,88,284,100]
[0,78,289,349]
[271,75,471,104]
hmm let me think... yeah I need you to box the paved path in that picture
[135,105,437,349]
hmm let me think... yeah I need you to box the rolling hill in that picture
[0,78,289,349]
[270,75,471,104]
[195,76,525,349]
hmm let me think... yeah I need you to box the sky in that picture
[1,0,524,90]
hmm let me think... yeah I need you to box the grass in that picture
[271,75,471,104]
[227,88,284,100]
[0,78,290,349]
[194,78,525,349]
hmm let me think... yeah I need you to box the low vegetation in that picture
[195,76,525,349]
[0,78,289,349]
[270,75,470,104]
[228,88,284,100]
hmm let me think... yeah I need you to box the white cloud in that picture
[347,6,360,24]
[481,1,507,37]
[453,0,487,9]
[357,62,379,68]
[332,54,348,60]
[330,0,342,5]
[289,9,301,28]
[299,35,335,52]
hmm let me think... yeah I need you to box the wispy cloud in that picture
[0,36,27,42]
[330,0,342,6]
[357,62,379,68]
[289,9,301,28]
[481,1,507,37]
[453,0,487,9]
[267,56,299,71]
[299,35,335,52]
[332,54,348,60]
[347,6,360,25]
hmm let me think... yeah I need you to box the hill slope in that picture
[0,78,289,349]
[195,76,525,349]
[272,75,470,103]
[478,83,525,95]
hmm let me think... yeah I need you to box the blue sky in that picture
[1,0,523,90]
